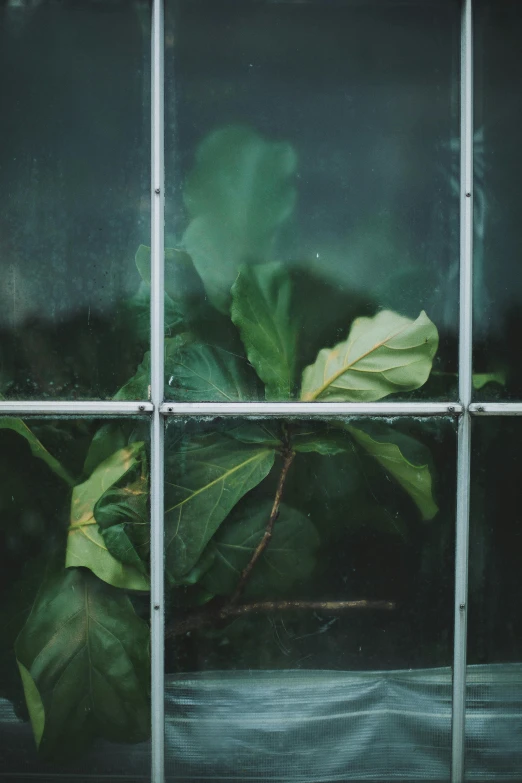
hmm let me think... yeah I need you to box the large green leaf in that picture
[134,244,204,306]
[165,334,260,402]
[182,126,297,312]
[290,424,353,456]
[66,443,150,590]
[123,281,183,345]
[94,462,149,576]
[300,310,438,402]
[83,422,128,476]
[0,418,75,486]
[165,432,275,582]
[223,421,350,455]
[124,244,206,348]
[113,350,150,401]
[200,500,320,598]
[231,263,297,399]
[15,568,150,757]
[346,423,438,520]
[223,421,283,447]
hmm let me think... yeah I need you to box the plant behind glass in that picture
[1,126,440,758]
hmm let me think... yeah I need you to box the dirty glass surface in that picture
[0,418,151,779]
[466,418,522,780]
[164,416,456,782]
[0,1,150,400]
[472,0,522,401]
[164,0,460,402]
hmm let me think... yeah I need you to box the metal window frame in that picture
[0,1,516,781]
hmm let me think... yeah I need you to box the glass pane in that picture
[0,2,150,400]
[466,418,522,779]
[164,0,460,403]
[0,417,151,779]
[473,1,522,401]
[164,416,456,782]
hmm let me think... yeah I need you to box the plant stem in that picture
[165,599,395,638]
[230,447,296,604]
[165,428,396,640]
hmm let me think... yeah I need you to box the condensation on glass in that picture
[0,417,151,778]
[472,0,522,400]
[163,416,456,781]
[0,1,151,400]
[466,418,522,779]
[164,0,461,403]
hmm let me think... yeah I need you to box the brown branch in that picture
[230,448,296,604]
[165,429,395,640]
[165,598,395,638]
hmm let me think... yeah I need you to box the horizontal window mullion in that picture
[160,401,461,417]
[0,401,152,415]
[469,403,522,415]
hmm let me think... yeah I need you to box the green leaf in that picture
[346,423,438,520]
[15,568,150,757]
[114,351,150,401]
[0,418,75,486]
[66,443,150,590]
[94,462,149,576]
[223,421,283,447]
[182,126,297,312]
[123,281,183,345]
[135,244,153,284]
[231,263,297,399]
[83,422,128,476]
[165,335,260,402]
[430,370,506,393]
[165,432,275,582]
[17,663,45,746]
[134,244,204,305]
[291,424,352,456]
[300,310,438,402]
[345,495,409,541]
[472,371,506,390]
[200,500,320,598]
[224,421,350,455]
[126,245,206,347]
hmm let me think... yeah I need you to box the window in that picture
[0,1,520,782]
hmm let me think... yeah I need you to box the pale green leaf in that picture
[165,334,260,402]
[66,443,149,590]
[165,432,275,582]
[200,501,320,598]
[0,418,75,486]
[300,310,438,402]
[231,263,297,399]
[15,568,150,757]
[182,126,297,312]
[346,424,438,520]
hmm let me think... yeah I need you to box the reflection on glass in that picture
[0,2,150,400]
[467,418,522,778]
[164,416,455,781]
[0,418,151,777]
[473,1,522,400]
[164,0,460,402]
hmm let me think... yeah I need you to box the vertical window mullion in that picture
[452,0,474,781]
[151,1,166,782]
